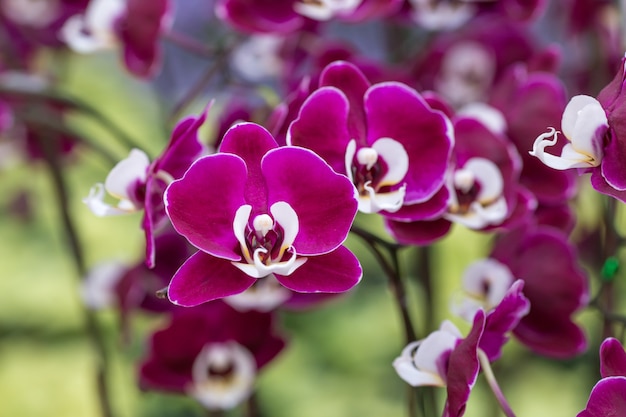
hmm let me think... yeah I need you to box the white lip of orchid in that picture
[61,0,125,53]
[225,274,291,312]
[345,138,409,214]
[80,260,127,310]
[452,259,515,322]
[84,148,150,217]
[393,320,461,387]
[293,0,363,21]
[231,35,284,82]
[410,0,476,31]
[2,0,60,28]
[189,342,256,411]
[529,95,608,170]
[232,202,307,279]
[444,158,507,229]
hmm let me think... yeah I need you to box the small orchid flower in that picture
[288,61,453,218]
[61,0,170,77]
[530,55,626,202]
[393,310,485,417]
[140,301,285,411]
[164,122,361,307]
[529,95,608,169]
[84,107,207,267]
[577,338,626,417]
[491,227,589,358]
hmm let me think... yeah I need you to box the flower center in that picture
[232,202,307,279]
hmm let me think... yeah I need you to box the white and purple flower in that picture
[164,122,361,306]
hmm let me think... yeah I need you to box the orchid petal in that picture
[105,148,150,199]
[84,183,137,216]
[372,137,409,186]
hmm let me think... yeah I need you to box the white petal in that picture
[463,158,502,202]
[80,260,127,309]
[570,102,607,161]
[454,259,514,319]
[414,326,459,375]
[529,128,593,170]
[83,184,135,216]
[104,149,150,200]
[372,137,409,187]
[224,275,291,312]
[233,205,253,263]
[561,95,604,140]
[190,342,256,410]
[270,201,299,252]
[392,357,445,387]
[457,103,507,134]
[358,182,406,213]
[444,197,507,229]
[344,139,357,183]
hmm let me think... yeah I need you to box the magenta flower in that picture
[139,301,285,410]
[84,107,207,267]
[530,55,626,202]
[491,227,589,358]
[215,0,402,34]
[164,122,361,307]
[61,0,170,77]
[393,310,485,417]
[289,60,453,217]
[577,338,626,417]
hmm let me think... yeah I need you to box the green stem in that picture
[35,132,115,417]
[478,349,516,417]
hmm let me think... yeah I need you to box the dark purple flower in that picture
[289,60,453,217]
[393,310,485,417]
[164,122,361,306]
[491,227,589,358]
[577,338,626,417]
[139,301,285,410]
[84,106,207,267]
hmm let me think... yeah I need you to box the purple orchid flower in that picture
[60,0,170,77]
[139,300,285,410]
[385,111,536,245]
[577,338,626,417]
[164,122,361,307]
[84,106,207,267]
[288,60,453,218]
[491,226,589,358]
[530,54,626,202]
[215,0,403,34]
[393,310,485,417]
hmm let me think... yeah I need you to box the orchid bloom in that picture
[289,61,453,218]
[577,338,626,417]
[61,0,169,77]
[530,95,608,170]
[84,107,207,267]
[164,122,361,307]
[393,311,485,417]
[294,0,363,21]
[140,301,285,411]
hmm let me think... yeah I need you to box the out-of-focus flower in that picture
[61,0,170,77]
[577,338,626,417]
[289,60,453,217]
[491,227,589,358]
[215,0,402,34]
[139,301,285,411]
[164,122,361,307]
[393,310,485,417]
[84,106,207,267]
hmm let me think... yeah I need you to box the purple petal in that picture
[263,146,358,255]
[480,280,530,362]
[215,0,305,33]
[382,186,450,222]
[142,176,168,268]
[288,87,353,174]
[275,246,362,293]
[165,154,247,260]
[444,310,485,417]
[168,252,256,306]
[577,377,626,417]
[220,123,278,214]
[365,82,453,204]
[590,169,626,203]
[156,105,208,179]
[385,217,452,246]
[600,338,626,378]
[319,61,370,141]
[346,0,404,21]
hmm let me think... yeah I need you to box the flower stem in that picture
[478,349,516,417]
[161,30,216,57]
[35,131,115,417]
